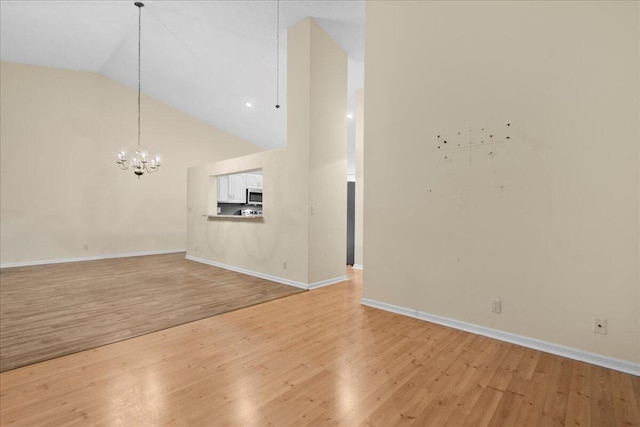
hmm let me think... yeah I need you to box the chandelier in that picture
[116,2,161,178]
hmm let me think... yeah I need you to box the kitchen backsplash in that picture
[218,203,252,216]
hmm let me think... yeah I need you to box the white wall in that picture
[187,150,313,283]
[186,18,347,287]
[364,1,639,366]
[354,89,364,268]
[306,18,348,284]
[0,62,259,266]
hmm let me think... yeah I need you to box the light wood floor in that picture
[0,253,303,372]
[1,267,638,426]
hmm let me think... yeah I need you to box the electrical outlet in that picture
[83,244,89,251]
[490,298,501,313]
[593,318,607,335]
[310,205,317,215]
[283,261,287,270]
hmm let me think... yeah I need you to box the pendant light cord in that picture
[275,0,280,109]
[137,3,142,150]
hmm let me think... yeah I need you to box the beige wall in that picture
[187,150,314,283]
[187,18,347,287]
[364,1,639,364]
[637,3,640,366]
[306,19,348,283]
[354,89,364,268]
[0,62,259,266]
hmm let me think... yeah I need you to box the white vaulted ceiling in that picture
[0,0,365,151]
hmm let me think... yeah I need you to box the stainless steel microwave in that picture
[246,187,262,205]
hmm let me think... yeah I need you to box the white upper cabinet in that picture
[228,174,247,203]
[216,170,262,204]
[217,175,230,202]
[217,173,246,203]
[245,173,263,189]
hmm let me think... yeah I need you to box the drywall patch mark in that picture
[434,122,515,162]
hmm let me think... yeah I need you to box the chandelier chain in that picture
[275,0,280,108]
[115,2,160,178]
[137,3,142,150]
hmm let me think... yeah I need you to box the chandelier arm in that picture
[145,158,160,173]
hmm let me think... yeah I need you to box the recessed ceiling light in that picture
[346,113,354,119]
[244,101,253,108]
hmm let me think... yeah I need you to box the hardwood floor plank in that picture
[611,370,640,426]
[591,366,617,425]
[462,386,505,427]
[560,361,589,426]
[446,341,517,426]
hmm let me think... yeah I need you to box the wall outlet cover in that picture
[593,318,607,335]
[490,298,501,313]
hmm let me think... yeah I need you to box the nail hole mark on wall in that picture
[433,123,515,157]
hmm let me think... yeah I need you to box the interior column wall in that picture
[186,18,347,287]
[307,19,348,284]
[354,89,364,269]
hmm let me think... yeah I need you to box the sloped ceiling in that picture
[0,0,365,152]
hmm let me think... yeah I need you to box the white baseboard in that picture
[0,249,187,269]
[308,275,348,290]
[352,264,363,270]
[186,255,346,291]
[186,255,307,289]
[360,297,640,377]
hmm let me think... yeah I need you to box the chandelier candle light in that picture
[116,2,161,178]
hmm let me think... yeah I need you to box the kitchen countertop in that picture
[208,214,264,219]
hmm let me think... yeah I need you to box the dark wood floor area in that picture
[0,266,638,426]
[0,253,303,372]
